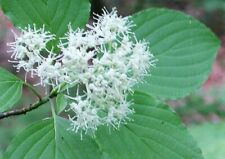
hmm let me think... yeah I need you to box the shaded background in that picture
[1,0,225,158]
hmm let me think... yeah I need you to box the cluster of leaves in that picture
[0,0,220,158]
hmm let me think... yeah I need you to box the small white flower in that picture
[130,41,155,77]
[87,7,134,44]
[35,53,62,86]
[59,37,95,85]
[105,102,134,128]
[68,97,101,135]
[8,24,54,74]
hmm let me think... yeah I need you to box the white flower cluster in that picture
[8,8,155,135]
[8,25,55,80]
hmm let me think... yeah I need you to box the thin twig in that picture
[0,91,58,120]
[0,98,48,120]
[0,82,66,120]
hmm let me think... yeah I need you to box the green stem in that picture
[50,98,56,117]
[24,83,42,101]
[50,82,67,96]
[49,84,61,117]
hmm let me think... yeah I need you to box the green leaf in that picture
[0,0,91,38]
[56,93,67,114]
[5,116,102,159]
[0,68,23,112]
[5,91,203,159]
[132,8,220,99]
[94,91,203,159]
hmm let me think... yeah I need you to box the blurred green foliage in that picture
[175,96,225,119]
[190,122,225,159]
[174,86,225,122]
[197,0,225,11]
